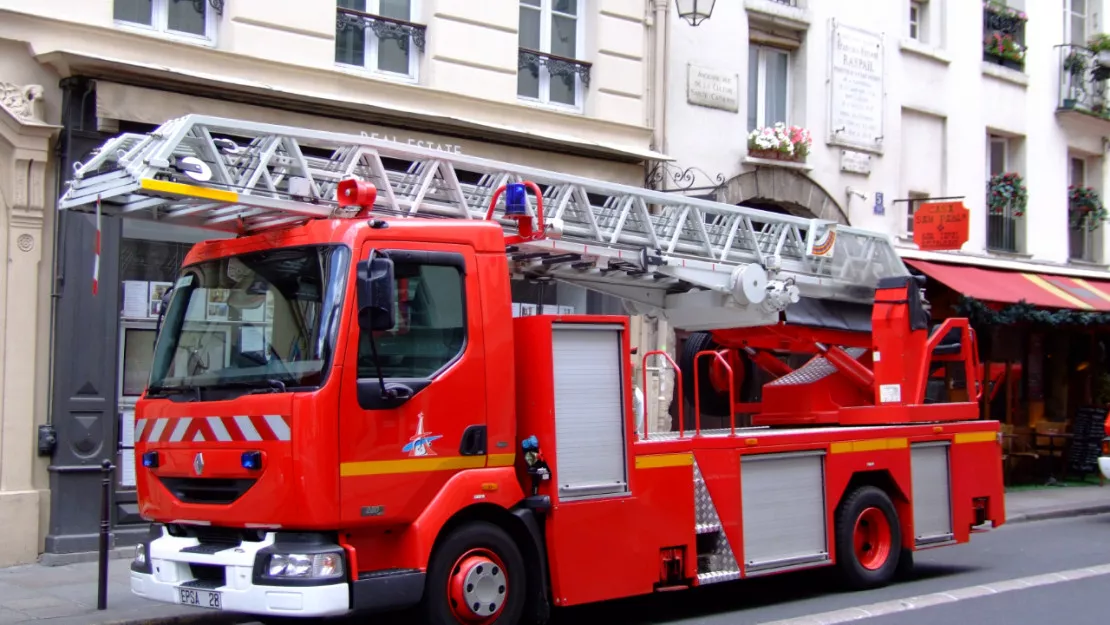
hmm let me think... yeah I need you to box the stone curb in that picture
[96,614,253,625]
[1006,504,1110,525]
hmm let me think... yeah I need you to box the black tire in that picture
[895,547,915,580]
[834,485,902,590]
[420,521,527,625]
[678,332,753,419]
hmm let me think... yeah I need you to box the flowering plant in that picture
[983,0,1027,22]
[986,172,1027,217]
[747,123,813,161]
[1068,185,1108,231]
[984,32,1025,62]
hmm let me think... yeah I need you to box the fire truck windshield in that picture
[145,244,351,399]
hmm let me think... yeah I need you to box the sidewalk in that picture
[2,486,1108,625]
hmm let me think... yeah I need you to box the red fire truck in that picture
[57,116,1004,625]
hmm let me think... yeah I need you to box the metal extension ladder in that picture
[56,115,907,330]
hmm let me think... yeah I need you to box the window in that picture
[1065,0,1088,46]
[149,245,350,394]
[1069,156,1099,262]
[357,259,466,380]
[986,134,1019,252]
[909,1,925,41]
[747,44,790,131]
[336,0,425,78]
[906,191,930,234]
[113,0,218,41]
[518,0,590,109]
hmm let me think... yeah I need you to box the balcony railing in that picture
[336,7,427,54]
[982,2,1027,71]
[1057,44,1110,119]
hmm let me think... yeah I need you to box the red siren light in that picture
[337,178,378,210]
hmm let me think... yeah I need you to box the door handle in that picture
[459,425,487,456]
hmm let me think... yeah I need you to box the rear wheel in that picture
[834,485,902,590]
[678,332,754,421]
[421,521,527,625]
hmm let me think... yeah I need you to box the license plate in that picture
[177,587,222,610]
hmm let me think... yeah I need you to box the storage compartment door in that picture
[551,323,629,500]
[740,451,829,574]
[911,441,953,545]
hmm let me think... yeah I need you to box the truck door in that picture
[337,243,489,526]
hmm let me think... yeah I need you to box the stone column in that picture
[0,81,60,566]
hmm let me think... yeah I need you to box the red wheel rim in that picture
[447,548,509,624]
[708,350,743,395]
[852,506,893,571]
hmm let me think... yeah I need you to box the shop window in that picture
[357,260,466,380]
[336,0,426,80]
[747,44,790,131]
[518,0,591,111]
[113,0,219,43]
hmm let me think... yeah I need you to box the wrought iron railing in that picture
[336,7,427,54]
[1056,44,1110,118]
[518,49,592,88]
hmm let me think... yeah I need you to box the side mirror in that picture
[356,256,396,332]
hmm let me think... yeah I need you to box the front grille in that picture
[166,524,268,545]
[187,563,226,587]
[158,477,257,505]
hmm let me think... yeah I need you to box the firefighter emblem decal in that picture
[402,412,442,457]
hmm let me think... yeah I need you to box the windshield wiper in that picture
[206,379,289,394]
[146,385,202,401]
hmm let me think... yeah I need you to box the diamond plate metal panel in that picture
[766,347,867,387]
[692,459,740,584]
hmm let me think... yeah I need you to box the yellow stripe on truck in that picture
[635,453,694,469]
[830,438,908,454]
[140,178,240,203]
[954,431,998,444]
[339,453,516,477]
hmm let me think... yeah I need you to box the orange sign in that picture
[913,201,970,251]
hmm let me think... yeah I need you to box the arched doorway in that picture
[718,166,850,225]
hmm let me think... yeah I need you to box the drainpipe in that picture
[650,0,669,159]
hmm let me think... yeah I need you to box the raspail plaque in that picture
[913,201,970,251]
[687,64,740,113]
[829,21,884,153]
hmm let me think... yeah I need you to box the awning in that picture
[905,259,1110,312]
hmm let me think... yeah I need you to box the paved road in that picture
[231,512,1110,625]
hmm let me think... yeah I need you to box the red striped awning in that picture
[904,259,1110,312]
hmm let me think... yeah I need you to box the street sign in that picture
[913,201,970,251]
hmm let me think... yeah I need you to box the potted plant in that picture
[1063,50,1088,108]
[1089,33,1110,66]
[987,172,1027,217]
[1068,185,1108,231]
[747,123,812,163]
[984,32,1026,70]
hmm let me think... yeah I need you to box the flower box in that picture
[748,148,804,163]
[747,123,812,164]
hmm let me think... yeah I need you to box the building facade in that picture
[664,0,1110,479]
[0,0,666,566]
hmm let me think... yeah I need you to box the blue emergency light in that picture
[504,182,529,216]
[241,451,263,471]
[142,451,159,468]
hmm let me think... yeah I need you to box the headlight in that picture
[133,543,147,566]
[265,552,344,579]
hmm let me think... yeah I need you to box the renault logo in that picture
[193,453,205,476]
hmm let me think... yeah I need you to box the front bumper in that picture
[131,530,350,618]
[1099,457,1110,481]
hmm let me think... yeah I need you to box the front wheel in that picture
[421,521,527,625]
[834,485,902,590]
